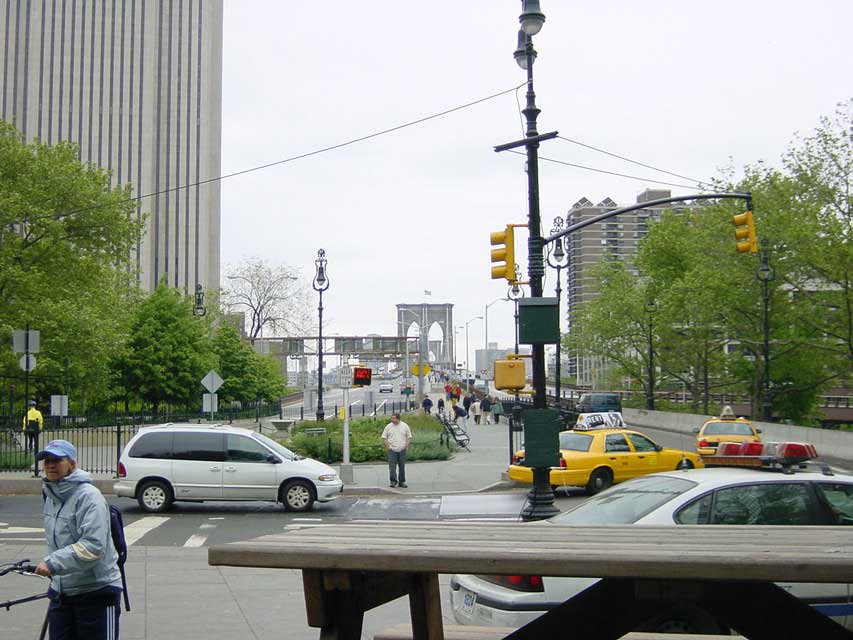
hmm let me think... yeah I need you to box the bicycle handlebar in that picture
[0,560,39,576]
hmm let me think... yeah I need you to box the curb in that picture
[0,478,518,498]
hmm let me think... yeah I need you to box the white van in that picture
[114,423,342,513]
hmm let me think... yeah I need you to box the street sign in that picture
[19,354,36,372]
[12,329,40,353]
[201,369,223,393]
[410,363,431,376]
[51,395,69,417]
[203,393,218,413]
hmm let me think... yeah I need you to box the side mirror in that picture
[267,454,282,464]
[756,428,762,434]
[691,427,700,434]
[655,444,663,452]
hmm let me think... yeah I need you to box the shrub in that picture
[286,413,450,463]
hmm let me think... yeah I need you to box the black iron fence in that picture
[0,400,419,474]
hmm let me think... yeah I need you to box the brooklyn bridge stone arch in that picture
[396,303,454,371]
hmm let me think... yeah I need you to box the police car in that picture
[453,442,853,634]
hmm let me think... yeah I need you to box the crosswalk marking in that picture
[123,516,169,546]
[183,533,209,547]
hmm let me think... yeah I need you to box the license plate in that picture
[460,589,477,616]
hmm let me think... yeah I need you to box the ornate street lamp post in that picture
[547,217,569,404]
[757,239,774,422]
[192,284,207,317]
[496,0,558,521]
[312,249,329,421]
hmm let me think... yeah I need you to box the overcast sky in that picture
[219,1,852,370]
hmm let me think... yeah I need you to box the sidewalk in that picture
[0,405,515,639]
[0,400,517,496]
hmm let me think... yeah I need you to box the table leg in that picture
[408,573,444,640]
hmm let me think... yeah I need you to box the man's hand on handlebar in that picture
[34,562,51,577]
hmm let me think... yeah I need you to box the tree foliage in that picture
[212,324,287,404]
[222,258,311,343]
[569,100,853,423]
[0,120,144,408]
[114,282,213,412]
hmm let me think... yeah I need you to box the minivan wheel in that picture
[282,480,315,512]
[585,468,613,496]
[138,480,173,513]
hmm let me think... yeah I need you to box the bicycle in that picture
[1,559,50,639]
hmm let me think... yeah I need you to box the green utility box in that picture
[522,408,561,468]
[518,298,560,344]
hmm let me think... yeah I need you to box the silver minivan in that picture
[115,423,343,513]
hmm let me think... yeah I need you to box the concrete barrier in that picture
[624,408,853,463]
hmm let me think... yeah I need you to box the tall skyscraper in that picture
[0,0,223,293]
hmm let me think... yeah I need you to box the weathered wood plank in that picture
[408,573,443,640]
[208,523,853,583]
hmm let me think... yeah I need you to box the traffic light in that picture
[490,225,516,281]
[494,358,526,390]
[733,210,758,253]
[351,366,372,387]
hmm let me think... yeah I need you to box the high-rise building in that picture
[564,189,691,385]
[0,0,223,293]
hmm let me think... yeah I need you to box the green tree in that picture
[211,324,287,405]
[115,282,212,413]
[0,120,144,408]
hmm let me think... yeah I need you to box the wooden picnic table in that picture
[208,521,853,640]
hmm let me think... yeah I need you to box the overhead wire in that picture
[21,83,527,223]
[506,149,701,190]
[556,135,715,189]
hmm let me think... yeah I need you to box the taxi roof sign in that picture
[573,412,625,431]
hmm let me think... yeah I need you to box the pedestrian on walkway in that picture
[22,399,44,453]
[381,413,412,488]
[421,396,433,415]
[471,398,482,425]
[436,397,445,416]
[481,396,492,424]
[463,393,473,415]
[492,399,504,424]
[444,383,452,400]
[35,439,123,639]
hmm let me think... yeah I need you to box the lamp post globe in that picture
[312,249,330,421]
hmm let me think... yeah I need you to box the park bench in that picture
[374,624,739,640]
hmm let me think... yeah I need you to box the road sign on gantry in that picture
[411,363,431,376]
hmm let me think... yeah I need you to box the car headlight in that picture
[318,474,338,482]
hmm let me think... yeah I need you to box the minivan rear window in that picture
[129,432,173,459]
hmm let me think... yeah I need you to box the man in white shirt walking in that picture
[381,413,412,488]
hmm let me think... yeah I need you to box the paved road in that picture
[0,491,587,548]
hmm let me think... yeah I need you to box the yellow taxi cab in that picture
[507,412,703,495]
[693,406,761,456]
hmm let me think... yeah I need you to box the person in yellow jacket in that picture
[22,399,44,453]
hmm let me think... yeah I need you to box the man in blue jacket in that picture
[34,440,122,639]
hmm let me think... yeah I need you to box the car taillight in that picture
[559,457,567,468]
[477,574,544,592]
[698,439,710,448]
[512,453,523,464]
[118,462,126,478]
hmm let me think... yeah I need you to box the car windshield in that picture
[549,475,697,525]
[559,432,594,452]
[704,421,753,435]
[252,432,301,461]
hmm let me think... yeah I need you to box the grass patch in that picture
[285,413,456,463]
